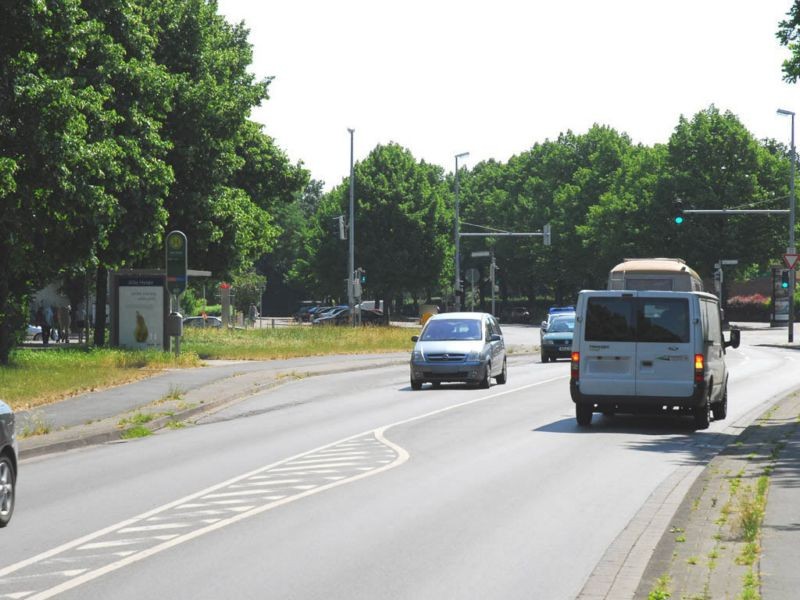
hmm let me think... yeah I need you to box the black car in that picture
[0,400,17,527]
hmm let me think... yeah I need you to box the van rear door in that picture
[634,293,694,398]
[579,292,637,397]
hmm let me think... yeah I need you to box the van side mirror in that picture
[490,334,502,342]
[411,335,419,342]
[724,329,740,349]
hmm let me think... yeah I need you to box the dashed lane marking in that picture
[0,377,563,599]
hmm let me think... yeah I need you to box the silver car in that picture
[410,312,507,390]
[0,400,17,527]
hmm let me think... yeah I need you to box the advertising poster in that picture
[118,276,164,349]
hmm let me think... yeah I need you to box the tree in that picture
[777,2,800,82]
[0,0,132,362]
[302,143,450,315]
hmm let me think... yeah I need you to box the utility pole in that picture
[348,128,355,326]
[777,108,796,343]
[454,152,469,311]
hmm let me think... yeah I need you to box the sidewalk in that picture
[16,353,408,458]
[633,388,800,600]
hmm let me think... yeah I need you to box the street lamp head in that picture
[455,152,470,160]
[777,108,795,117]
[347,128,355,134]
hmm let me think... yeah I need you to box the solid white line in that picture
[2,378,559,597]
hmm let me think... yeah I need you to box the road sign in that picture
[165,230,188,296]
[465,267,480,284]
[471,251,490,258]
[784,253,799,269]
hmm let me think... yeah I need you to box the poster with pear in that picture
[118,277,164,349]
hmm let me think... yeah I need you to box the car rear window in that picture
[585,297,689,343]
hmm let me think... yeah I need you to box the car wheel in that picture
[431,381,441,389]
[496,359,507,385]
[0,454,15,528]
[33,333,41,341]
[410,378,423,391]
[712,383,728,421]
[540,353,548,363]
[479,362,491,389]
[576,404,593,426]
[694,389,712,430]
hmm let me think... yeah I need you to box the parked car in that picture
[539,313,575,362]
[293,305,320,323]
[182,316,223,328]
[410,312,507,390]
[0,400,17,527]
[26,324,58,342]
[312,306,350,325]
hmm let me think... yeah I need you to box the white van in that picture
[569,290,740,429]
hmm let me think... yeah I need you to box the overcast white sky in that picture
[217,0,799,190]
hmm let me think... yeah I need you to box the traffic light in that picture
[359,268,366,284]
[543,223,552,246]
[672,199,684,224]
[781,270,790,289]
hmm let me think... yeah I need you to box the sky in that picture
[217,0,800,190]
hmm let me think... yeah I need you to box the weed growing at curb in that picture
[648,574,671,600]
[18,411,52,437]
[117,412,154,428]
[120,425,152,439]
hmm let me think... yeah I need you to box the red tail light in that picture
[571,351,580,381]
[694,353,704,383]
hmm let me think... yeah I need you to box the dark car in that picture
[0,400,17,527]
[312,306,350,325]
[183,316,223,328]
[539,313,575,362]
[293,305,320,323]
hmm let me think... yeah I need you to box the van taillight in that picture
[571,352,580,381]
[694,353,704,383]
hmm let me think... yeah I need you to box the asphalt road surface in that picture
[2,325,798,599]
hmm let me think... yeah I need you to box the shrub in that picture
[725,293,770,322]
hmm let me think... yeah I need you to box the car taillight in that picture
[694,353,704,383]
[571,351,580,381]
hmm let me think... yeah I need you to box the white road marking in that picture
[0,378,562,599]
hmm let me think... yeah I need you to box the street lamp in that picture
[348,128,355,326]
[454,151,469,311]
[777,108,796,343]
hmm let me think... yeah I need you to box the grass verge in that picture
[1,325,418,411]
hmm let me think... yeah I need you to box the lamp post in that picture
[454,151,469,311]
[348,128,355,326]
[777,108,796,343]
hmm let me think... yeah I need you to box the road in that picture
[2,325,798,599]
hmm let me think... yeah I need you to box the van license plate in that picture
[559,346,570,352]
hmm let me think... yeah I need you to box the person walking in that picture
[42,304,53,346]
[58,304,71,343]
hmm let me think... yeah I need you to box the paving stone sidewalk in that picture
[634,390,800,600]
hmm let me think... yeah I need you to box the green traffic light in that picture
[674,215,684,224]
[782,282,790,289]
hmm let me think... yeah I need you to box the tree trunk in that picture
[93,265,108,347]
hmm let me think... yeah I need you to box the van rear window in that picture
[585,297,690,343]
[637,298,689,343]
[586,298,635,341]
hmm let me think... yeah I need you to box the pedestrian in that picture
[75,305,86,343]
[58,304,71,343]
[249,304,258,327]
[42,304,53,345]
